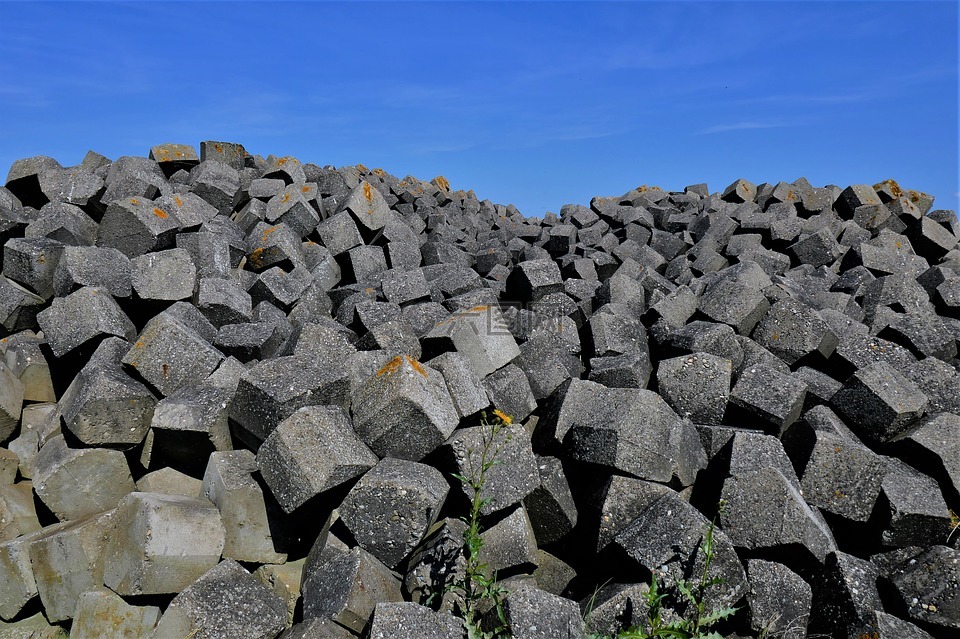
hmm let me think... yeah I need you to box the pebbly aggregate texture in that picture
[0,143,957,638]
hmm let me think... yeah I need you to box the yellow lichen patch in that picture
[215,143,224,153]
[276,157,288,166]
[301,185,312,193]
[153,208,168,219]
[262,226,279,242]
[356,163,369,173]
[364,287,375,295]
[249,247,264,268]
[174,195,183,208]
[376,355,405,378]
[772,332,780,341]
[130,198,140,205]
[161,363,170,378]
[281,193,290,204]
[372,168,386,177]
[493,409,513,424]
[434,176,450,192]
[468,305,490,313]
[405,356,428,377]
[36,255,45,264]
[362,182,373,203]
[873,179,903,198]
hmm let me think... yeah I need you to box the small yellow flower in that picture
[492,409,512,425]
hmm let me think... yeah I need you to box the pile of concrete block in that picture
[0,143,957,639]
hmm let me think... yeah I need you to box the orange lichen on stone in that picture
[130,199,140,205]
[874,179,903,198]
[161,363,170,378]
[434,176,450,192]
[406,356,428,377]
[362,182,373,203]
[262,226,279,242]
[301,185,312,193]
[276,157,288,166]
[153,208,168,219]
[36,255,45,264]
[249,247,264,267]
[355,163,369,173]
[215,143,224,153]
[468,305,490,313]
[281,193,290,204]
[174,195,183,207]
[377,356,404,377]
[372,168,386,177]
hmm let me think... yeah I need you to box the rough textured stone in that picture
[745,559,811,639]
[831,361,928,444]
[367,602,464,639]
[70,588,161,639]
[36,286,135,357]
[729,364,807,433]
[130,247,197,301]
[656,352,731,424]
[503,586,586,639]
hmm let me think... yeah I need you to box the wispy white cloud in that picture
[695,120,799,135]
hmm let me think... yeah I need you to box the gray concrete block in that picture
[231,355,350,442]
[130,247,196,301]
[561,382,706,486]
[0,522,70,620]
[893,411,960,504]
[380,268,430,306]
[730,364,807,433]
[751,297,838,365]
[479,504,539,576]
[339,457,448,568]
[36,286,135,357]
[96,196,179,257]
[150,382,233,454]
[70,588,161,638]
[809,550,883,638]
[215,321,283,362]
[482,363,538,423]
[257,405,377,513]
[425,351,489,419]
[581,582,652,638]
[195,276,253,327]
[831,361,927,444]
[177,230,235,279]
[698,278,770,336]
[188,160,241,215]
[100,155,168,205]
[503,586,585,639]
[32,435,135,520]
[315,211,363,257]
[6,403,59,479]
[587,352,651,389]
[3,237,65,299]
[878,309,957,361]
[254,557,305,628]
[656,352,731,424]
[0,483,40,542]
[880,457,951,547]
[356,319,422,359]
[150,142,199,167]
[352,355,458,461]
[347,244,388,284]
[136,466,203,497]
[123,313,224,397]
[0,362,23,443]
[155,191,218,229]
[523,455,577,546]
[0,275,45,334]
[0,448,17,484]
[667,321,744,370]
[368,602,464,639]
[721,178,757,203]
[881,545,959,633]
[27,510,114,622]
[152,559,287,639]
[199,140,247,170]
[302,547,403,634]
[340,180,391,232]
[874,611,937,639]
[25,202,97,246]
[613,480,747,611]
[506,258,563,303]
[102,492,225,596]
[745,559,811,639]
[267,184,320,237]
[588,308,649,358]
[443,419,539,517]
[3,333,55,403]
[202,450,285,564]
[278,618,356,639]
[532,549,576,596]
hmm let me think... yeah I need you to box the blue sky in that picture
[1,1,957,217]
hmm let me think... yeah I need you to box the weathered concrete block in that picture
[523,455,578,546]
[188,160,241,215]
[729,364,807,433]
[0,275,45,334]
[878,309,957,361]
[698,278,770,335]
[6,402,59,479]
[199,140,247,170]
[130,247,196,301]
[426,351,489,419]
[231,355,350,442]
[266,184,320,237]
[0,482,40,542]
[588,308,649,358]
[424,304,520,378]
[302,547,403,634]
[255,557,306,628]
[892,411,960,504]
[3,237,65,299]
[32,435,135,520]
[136,466,203,497]
[442,419,539,517]
[831,361,927,444]
[503,586,585,639]
[257,405,377,513]
[195,276,253,327]
[581,582,653,638]
[368,601,464,639]
[809,550,883,638]
[482,363,538,423]
[215,321,284,362]
[667,320,744,370]
[0,448,17,484]
[123,313,224,397]
[278,618,356,638]
[752,298,838,365]
[339,457,448,569]
[0,523,69,620]
[656,352,731,424]
[152,559,287,639]
[3,334,55,403]
[28,510,114,622]
[102,492,225,596]
[70,588,161,638]
[25,202,97,246]
[36,286,135,357]
[745,559,811,639]
[150,382,233,456]
[480,504,539,575]
[880,545,959,633]
[96,196,179,257]
[51,243,133,298]
[506,258,563,303]
[0,362,24,443]
[352,355,458,461]
[340,180,391,232]
[202,450,286,564]
[880,457,951,547]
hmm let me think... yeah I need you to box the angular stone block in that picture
[423,304,520,379]
[523,456,578,546]
[36,286,135,357]
[302,547,403,634]
[188,160,241,215]
[315,211,363,257]
[0,523,69,620]
[195,276,253,327]
[480,504,539,575]
[482,363,538,423]
[881,545,959,633]
[255,557,306,628]
[96,196,179,257]
[28,510,114,622]
[442,419,539,517]
[0,482,40,542]
[230,355,350,442]
[0,362,24,443]
[266,184,320,237]
[70,588,161,639]
[831,361,927,444]
[730,364,807,433]
[352,355,458,461]
[809,550,883,638]
[25,202,97,246]
[752,298,838,365]
[506,258,563,302]
[123,313,224,397]
[3,236,65,299]
[880,457,951,547]
[0,275,45,334]
[136,466,203,497]
[202,450,285,564]
[32,435,135,521]
[102,492,225,596]
[503,586,585,639]
[746,559,811,639]
[697,277,770,335]
[3,334,55,403]
[367,602,464,639]
[152,559,287,639]
[340,180,391,232]
[656,352,731,424]
[130,247,197,301]
[339,457,448,569]
[257,405,377,513]
[426,351,489,419]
